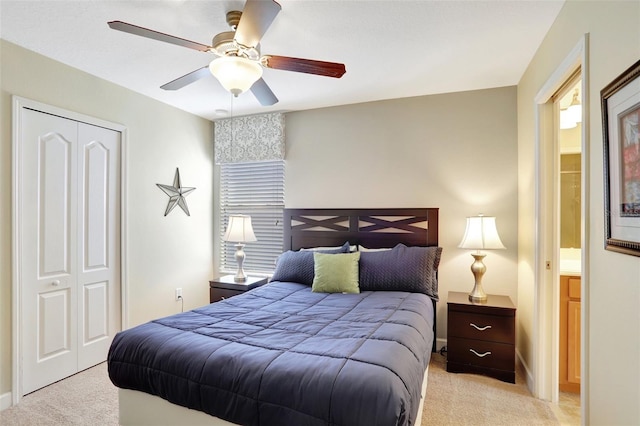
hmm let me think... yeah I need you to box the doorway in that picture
[554,77,583,420]
[532,34,588,423]
[12,97,127,403]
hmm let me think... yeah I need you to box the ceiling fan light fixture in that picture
[209,56,263,97]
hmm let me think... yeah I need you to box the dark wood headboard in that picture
[283,208,439,353]
[283,208,439,251]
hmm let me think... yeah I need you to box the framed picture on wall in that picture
[602,59,640,257]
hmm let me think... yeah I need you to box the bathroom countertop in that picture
[560,248,581,276]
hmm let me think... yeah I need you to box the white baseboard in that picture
[0,391,12,411]
[435,337,447,352]
[516,348,535,394]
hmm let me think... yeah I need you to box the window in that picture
[220,160,285,276]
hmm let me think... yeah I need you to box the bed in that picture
[109,208,441,426]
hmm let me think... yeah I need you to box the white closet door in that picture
[21,109,79,394]
[19,109,121,394]
[77,123,121,371]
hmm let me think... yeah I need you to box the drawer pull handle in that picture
[470,323,492,331]
[470,349,492,358]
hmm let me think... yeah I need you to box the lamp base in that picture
[468,289,488,304]
[468,252,488,304]
[234,243,247,282]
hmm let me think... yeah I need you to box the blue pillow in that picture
[358,244,443,300]
[271,242,350,285]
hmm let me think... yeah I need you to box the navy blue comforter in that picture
[108,281,434,426]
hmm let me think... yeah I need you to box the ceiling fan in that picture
[107,0,346,107]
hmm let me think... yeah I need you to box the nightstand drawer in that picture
[447,337,515,371]
[210,287,243,302]
[448,311,514,344]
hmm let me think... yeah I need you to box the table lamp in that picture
[458,214,506,303]
[223,214,257,282]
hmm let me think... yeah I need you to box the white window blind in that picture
[220,160,285,276]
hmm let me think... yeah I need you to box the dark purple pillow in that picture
[271,242,350,285]
[359,244,442,300]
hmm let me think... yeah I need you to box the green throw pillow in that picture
[311,252,361,294]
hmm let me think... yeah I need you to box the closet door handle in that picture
[470,349,492,358]
[51,280,60,286]
[470,323,492,331]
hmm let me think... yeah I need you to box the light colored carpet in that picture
[1,355,560,425]
[423,353,559,425]
[0,363,118,426]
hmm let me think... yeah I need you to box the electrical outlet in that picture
[175,288,182,301]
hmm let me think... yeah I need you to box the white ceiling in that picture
[1,0,565,121]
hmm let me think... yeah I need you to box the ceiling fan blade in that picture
[160,66,211,91]
[108,21,212,52]
[250,78,279,106]
[234,0,281,48]
[263,55,346,78]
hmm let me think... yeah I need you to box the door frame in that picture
[11,96,129,404]
[533,34,589,421]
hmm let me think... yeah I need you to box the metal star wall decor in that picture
[156,168,196,216]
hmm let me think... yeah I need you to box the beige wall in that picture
[517,1,640,423]
[6,2,637,421]
[284,87,519,343]
[0,40,214,401]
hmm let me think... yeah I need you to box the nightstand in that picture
[446,291,516,383]
[209,275,268,303]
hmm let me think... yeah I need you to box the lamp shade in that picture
[458,215,506,250]
[223,215,257,243]
[209,56,263,97]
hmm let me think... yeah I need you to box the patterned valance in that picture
[214,113,285,164]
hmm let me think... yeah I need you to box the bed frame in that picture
[118,207,439,425]
[119,369,430,426]
[284,207,439,353]
[284,208,439,250]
